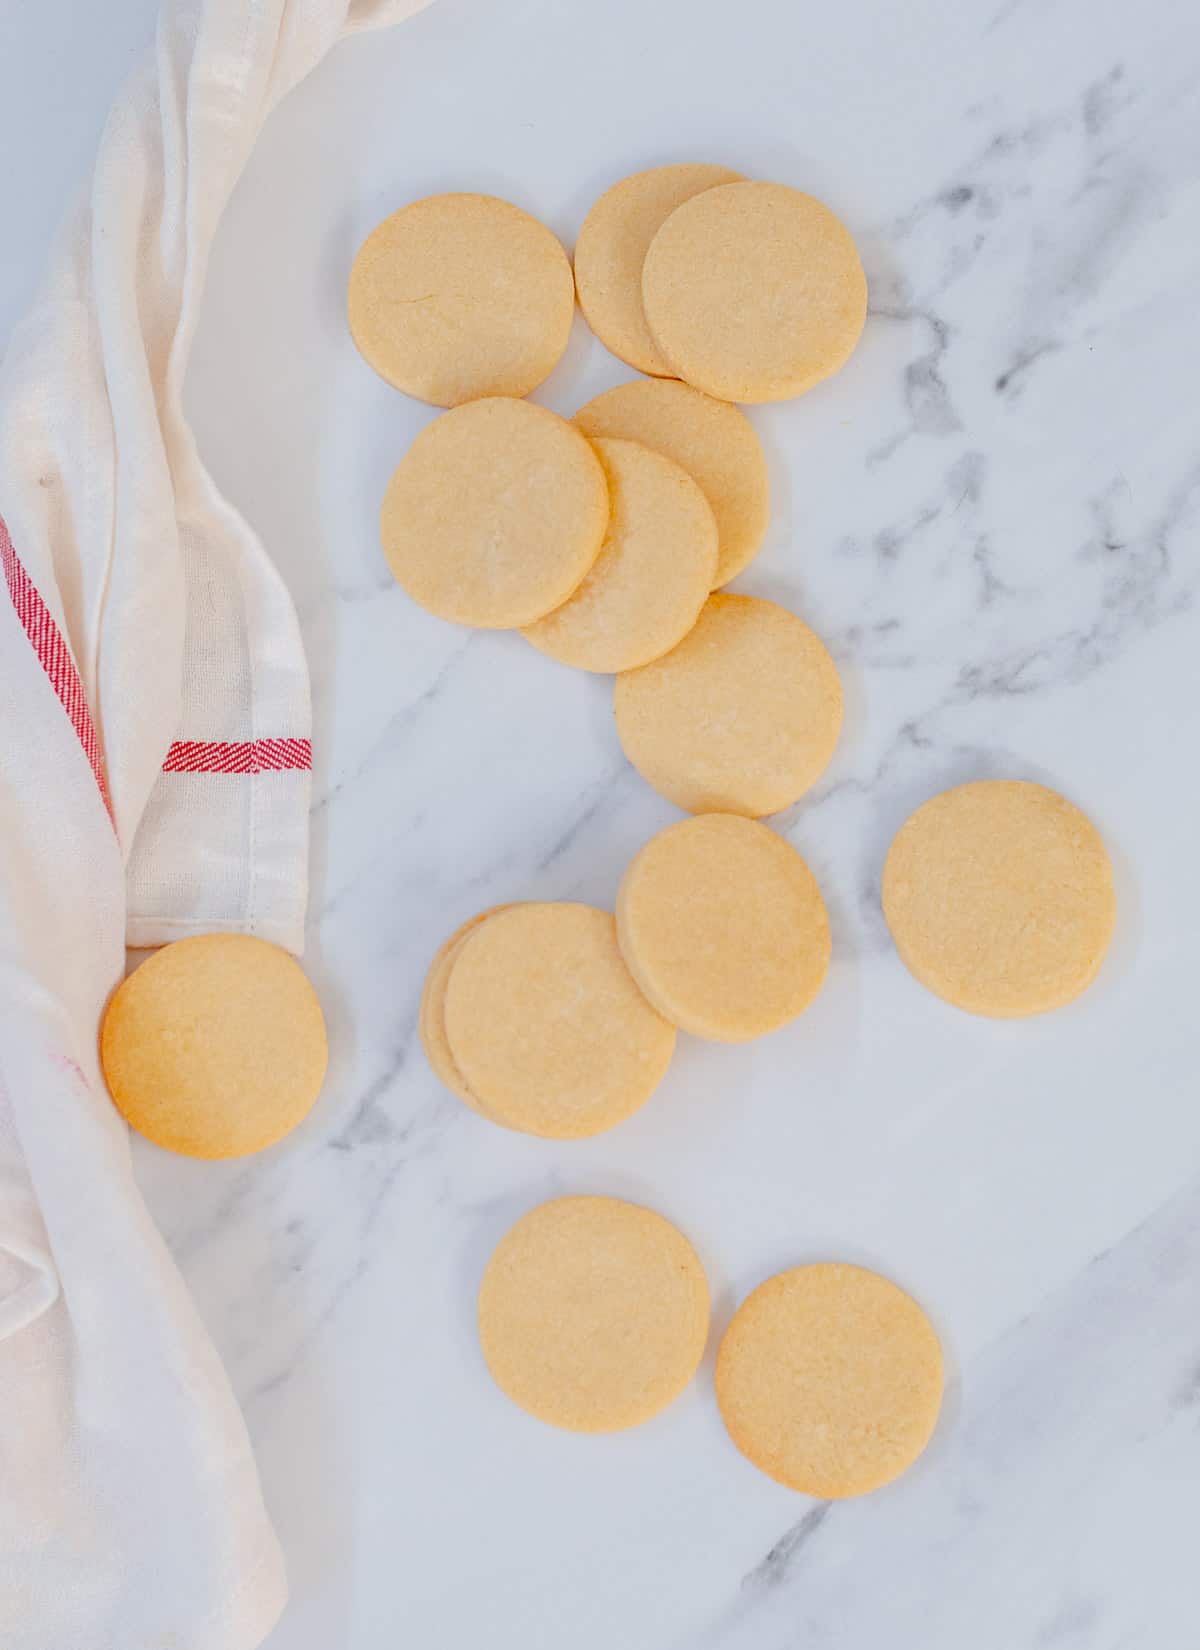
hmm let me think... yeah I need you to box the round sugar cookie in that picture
[641,182,868,403]
[716,1264,943,1498]
[348,193,574,405]
[882,780,1116,1018]
[479,1196,710,1432]
[574,164,744,377]
[575,378,769,587]
[613,594,843,817]
[381,398,609,629]
[443,903,676,1139]
[617,815,830,1041]
[522,438,717,673]
[418,906,515,1114]
[100,935,327,1159]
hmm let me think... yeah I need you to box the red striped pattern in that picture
[162,737,312,774]
[1,514,310,808]
[0,513,114,824]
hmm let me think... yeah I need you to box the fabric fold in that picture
[0,1,432,1645]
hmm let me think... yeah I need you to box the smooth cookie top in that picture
[716,1263,943,1497]
[882,779,1116,1017]
[349,193,574,405]
[641,181,868,402]
[381,398,609,629]
[479,1195,710,1432]
[100,934,327,1159]
[443,903,676,1138]
[618,814,830,1041]
[613,593,843,817]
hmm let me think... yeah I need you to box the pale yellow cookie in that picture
[716,1264,943,1498]
[573,164,744,377]
[522,438,717,673]
[479,1196,710,1432]
[381,398,609,629]
[617,815,830,1041]
[348,193,574,405]
[418,906,515,1114]
[882,780,1116,1018]
[575,378,769,587]
[100,935,327,1160]
[443,903,675,1138]
[641,181,868,403]
[613,594,842,816]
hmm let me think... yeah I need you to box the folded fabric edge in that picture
[0,1240,60,1341]
[186,1542,288,1650]
[0,513,115,828]
[125,913,308,955]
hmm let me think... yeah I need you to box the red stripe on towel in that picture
[0,513,114,824]
[162,738,312,774]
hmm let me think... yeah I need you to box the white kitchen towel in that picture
[0,1,430,1647]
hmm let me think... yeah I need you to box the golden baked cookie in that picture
[641,181,868,402]
[380,398,609,629]
[573,163,743,377]
[522,437,717,673]
[478,1196,710,1432]
[613,593,842,816]
[617,814,830,1041]
[443,903,676,1139]
[715,1263,943,1497]
[575,378,769,588]
[348,193,574,405]
[418,906,515,1114]
[100,935,327,1159]
[882,780,1116,1018]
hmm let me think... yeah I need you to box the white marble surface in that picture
[6,0,1200,1644]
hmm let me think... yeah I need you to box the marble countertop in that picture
[6,0,1199,1644]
